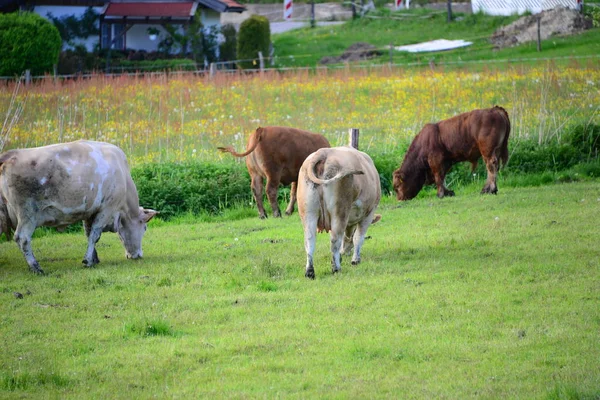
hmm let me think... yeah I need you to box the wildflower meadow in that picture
[2,64,599,165]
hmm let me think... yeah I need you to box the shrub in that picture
[220,23,237,62]
[564,123,600,160]
[131,161,251,219]
[0,12,62,76]
[237,15,270,69]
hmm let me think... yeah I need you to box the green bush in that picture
[220,23,237,62]
[131,161,251,219]
[237,15,270,69]
[0,12,62,76]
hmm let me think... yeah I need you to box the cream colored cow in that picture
[0,140,156,274]
[297,146,381,279]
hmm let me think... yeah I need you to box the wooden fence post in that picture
[24,70,31,85]
[349,128,359,149]
[209,63,216,78]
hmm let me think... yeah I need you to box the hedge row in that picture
[132,124,600,219]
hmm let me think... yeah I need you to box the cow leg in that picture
[14,221,43,274]
[329,219,346,275]
[302,215,318,280]
[284,182,297,216]
[430,158,454,198]
[482,155,499,194]
[351,214,374,266]
[82,215,110,267]
[83,220,100,265]
[341,225,356,256]
[266,177,282,218]
[251,175,267,219]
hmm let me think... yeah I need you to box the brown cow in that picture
[218,126,330,219]
[393,106,511,200]
[298,146,381,279]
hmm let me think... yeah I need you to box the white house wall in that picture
[34,6,103,51]
[472,0,579,15]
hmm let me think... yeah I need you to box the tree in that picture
[0,12,62,76]
[237,15,270,70]
[46,7,99,47]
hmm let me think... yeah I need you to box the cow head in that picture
[117,208,157,259]
[0,197,12,240]
[393,168,425,201]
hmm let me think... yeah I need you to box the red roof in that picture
[220,0,244,9]
[104,2,196,18]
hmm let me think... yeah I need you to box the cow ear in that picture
[141,208,158,223]
[256,127,263,134]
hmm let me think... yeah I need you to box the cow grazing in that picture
[393,106,511,200]
[0,140,157,274]
[218,126,330,219]
[298,146,381,279]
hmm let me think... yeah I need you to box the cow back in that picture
[246,126,330,185]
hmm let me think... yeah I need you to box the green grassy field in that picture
[273,8,600,69]
[1,181,599,398]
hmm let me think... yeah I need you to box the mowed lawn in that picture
[0,181,599,398]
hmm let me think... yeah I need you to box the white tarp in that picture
[472,0,581,16]
[395,39,473,53]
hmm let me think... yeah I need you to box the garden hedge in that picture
[0,12,61,77]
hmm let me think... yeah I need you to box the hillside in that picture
[271,7,600,68]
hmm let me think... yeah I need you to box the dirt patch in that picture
[320,42,382,65]
[490,7,593,49]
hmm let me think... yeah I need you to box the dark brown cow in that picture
[393,106,511,200]
[218,126,330,219]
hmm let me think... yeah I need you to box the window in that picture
[101,23,126,50]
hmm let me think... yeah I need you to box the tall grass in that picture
[0,64,598,165]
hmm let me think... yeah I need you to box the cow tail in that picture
[495,106,511,167]
[217,127,263,158]
[305,153,364,185]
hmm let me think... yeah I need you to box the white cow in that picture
[297,146,381,279]
[0,140,157,274]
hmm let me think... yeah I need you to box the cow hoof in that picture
[285,210,293,216]
[30,264,45,275]
[351,259,360,266]
[305,269,315,279]
[82,259,97,268]
[446,190,455,197]
[259,214,268,220]
[273,212,282,218]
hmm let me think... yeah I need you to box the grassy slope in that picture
[273,9,600,68]
[0,181,599,398]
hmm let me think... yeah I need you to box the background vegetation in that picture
[0,12,61,76]
[1,64,598,216]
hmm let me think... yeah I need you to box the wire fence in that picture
[1,52,599,85]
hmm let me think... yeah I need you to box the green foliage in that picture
[0,12,61,76]
[46,7,99,46]
[56,45,101,75]
[237,15,270,69]
[220,23,238,62]
[584,5,600,27]
[563,123,600,159]
[131,161,251,219]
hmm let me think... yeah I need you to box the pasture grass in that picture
[0,181,599,398]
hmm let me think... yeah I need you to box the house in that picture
[0,0,245,51]
[472,0,583,16]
